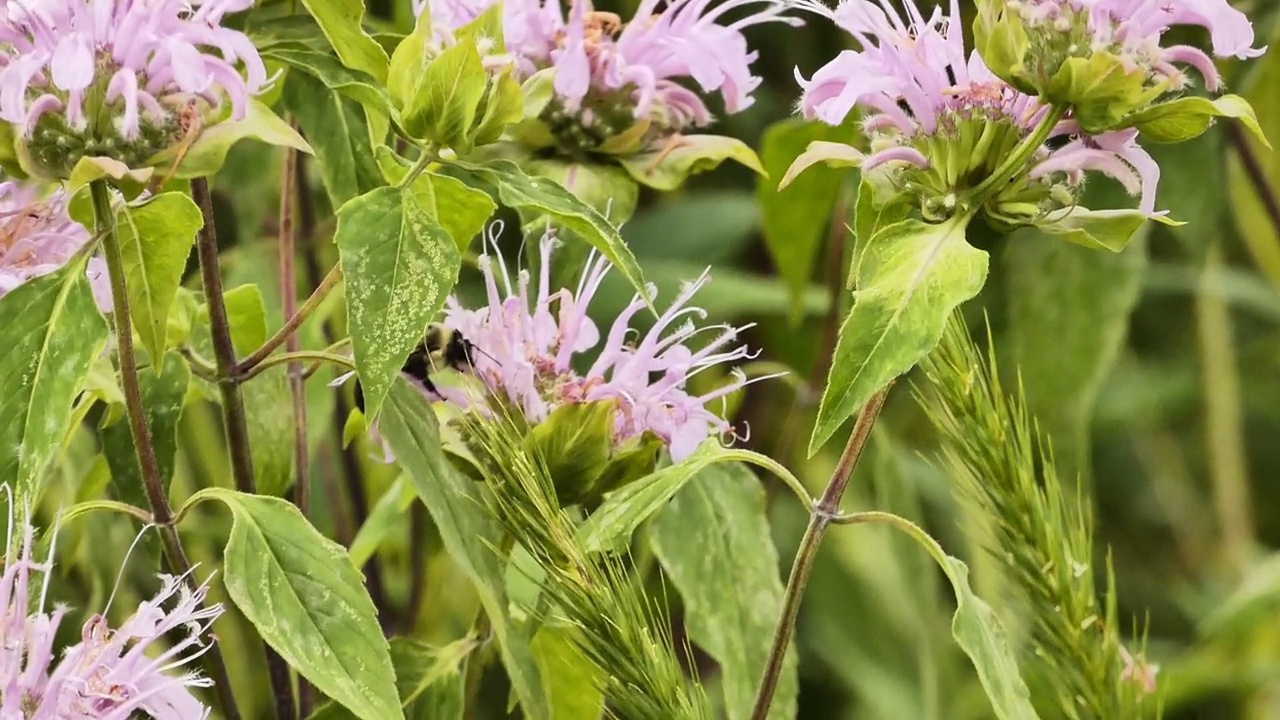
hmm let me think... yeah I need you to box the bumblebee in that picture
[354,324,479,413]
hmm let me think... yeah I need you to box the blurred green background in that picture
[41,0,1280,718]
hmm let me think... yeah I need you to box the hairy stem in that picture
[190,177,298,720]
[750,386,890,720]
[90,180,243,720]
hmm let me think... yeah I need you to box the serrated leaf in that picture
[403,42,488,151]
[336,187,461,418]
[618,135,764,191]
[446,159,649,304]
[758,118,853,320]
[649,463,797,720]
[115,192,201,361]
[378,380,549,718]
[282,70,385,207]
[299,0,390,83]
[810,215,987,454]
[0,261,108,500]
[1123,94,1269,147]
[375,147,495,252]
[305,637,472,720]
[195,488,400,720]
[149,99,313,179]
[866,513,1039,720]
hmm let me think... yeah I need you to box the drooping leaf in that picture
[526,158,639,225]
[1122,94,1269,146]
[649,462,797,720]
[378,380,549,718]
[194,488,401,720]
[862,514,1040,720]
[446,159,649,303]
[148,100,312,179]
[757,118,854,319]
[810,215,988,454]
[336,186,461,418]
[115,192,202,361]
[1033,207,1178,251]
[299,0,390,83]
[0,261,108,501]
[281,67,385,208]
[618,135,764,191]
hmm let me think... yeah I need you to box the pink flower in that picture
[0,494,223,719]
[414,0,799,138]
[790,0,1161,216]
[435,225,779,461]
[1013,0,1264,91]
[0,179,112,312]
[0,0,268,142]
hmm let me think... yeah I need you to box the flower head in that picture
[0,493,223,718]
[439,225,775,461]
[0,179,111,311]
[976,0,1264,128]
[790,0,1160,224]
[415,0,799,151]
[0,0,269,175]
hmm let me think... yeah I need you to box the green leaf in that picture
[336,186,461,418]
[472,71,524,147]
[378,380,549,718]
[115,192,202,361]
[194,488,401,720]
[0,261,108,500]
[349,475,416,568]
[375,147,495,252]
[863,514,1039,720]
[1047,53,1147,133]
[526,158,639,225]
[101,351,189,507]
[282,70,385,207]
[66,156,153,197]
[810,216,987,454]
[149,100,313,179]
[851,177,909,288]
[757,119,853,320]
[300,0,390,83]
[578,441,808,553]
[1033,207,1177,252]
[618,135,764,191]
[972,0,1032,95]
[532,624,606,720]
[402,42,488,151]
[1123,94,1270,146]
[778,141,863,189]
[264,47,392,113]
[524,401,615,506]
[388,9,434,111]
[649,462,797,720]
[306,637,473,720]
[446,159,649,304]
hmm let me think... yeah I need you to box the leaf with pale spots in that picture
[375,147,495,252]
[115,192,202,362]
[810,216,988,455]
[192,488,401,720]
[336,186,462,419]
[446,159,650,307]
[0,259,107,502]
[378,380,549,718]
[649,462,797,720]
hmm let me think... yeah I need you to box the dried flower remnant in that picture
[0,0,269,177]
[0,496,224,718]
[0,179,111,311]
[786,0,1161,229]
[414,0,800,152]
[1119,644,1159,695]
[976,0,1265,128]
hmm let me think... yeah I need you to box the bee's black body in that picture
[353,324,477,413]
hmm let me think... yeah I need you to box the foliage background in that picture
[35,0,1280,718]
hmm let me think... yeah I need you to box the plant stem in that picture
[1228,121,1280,242]
[749,386,890,720]
[236,263,342,374]
[279,143,313,718]
[190,177,298,720]
[967,105,1067,204]
[90,180,243,720]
